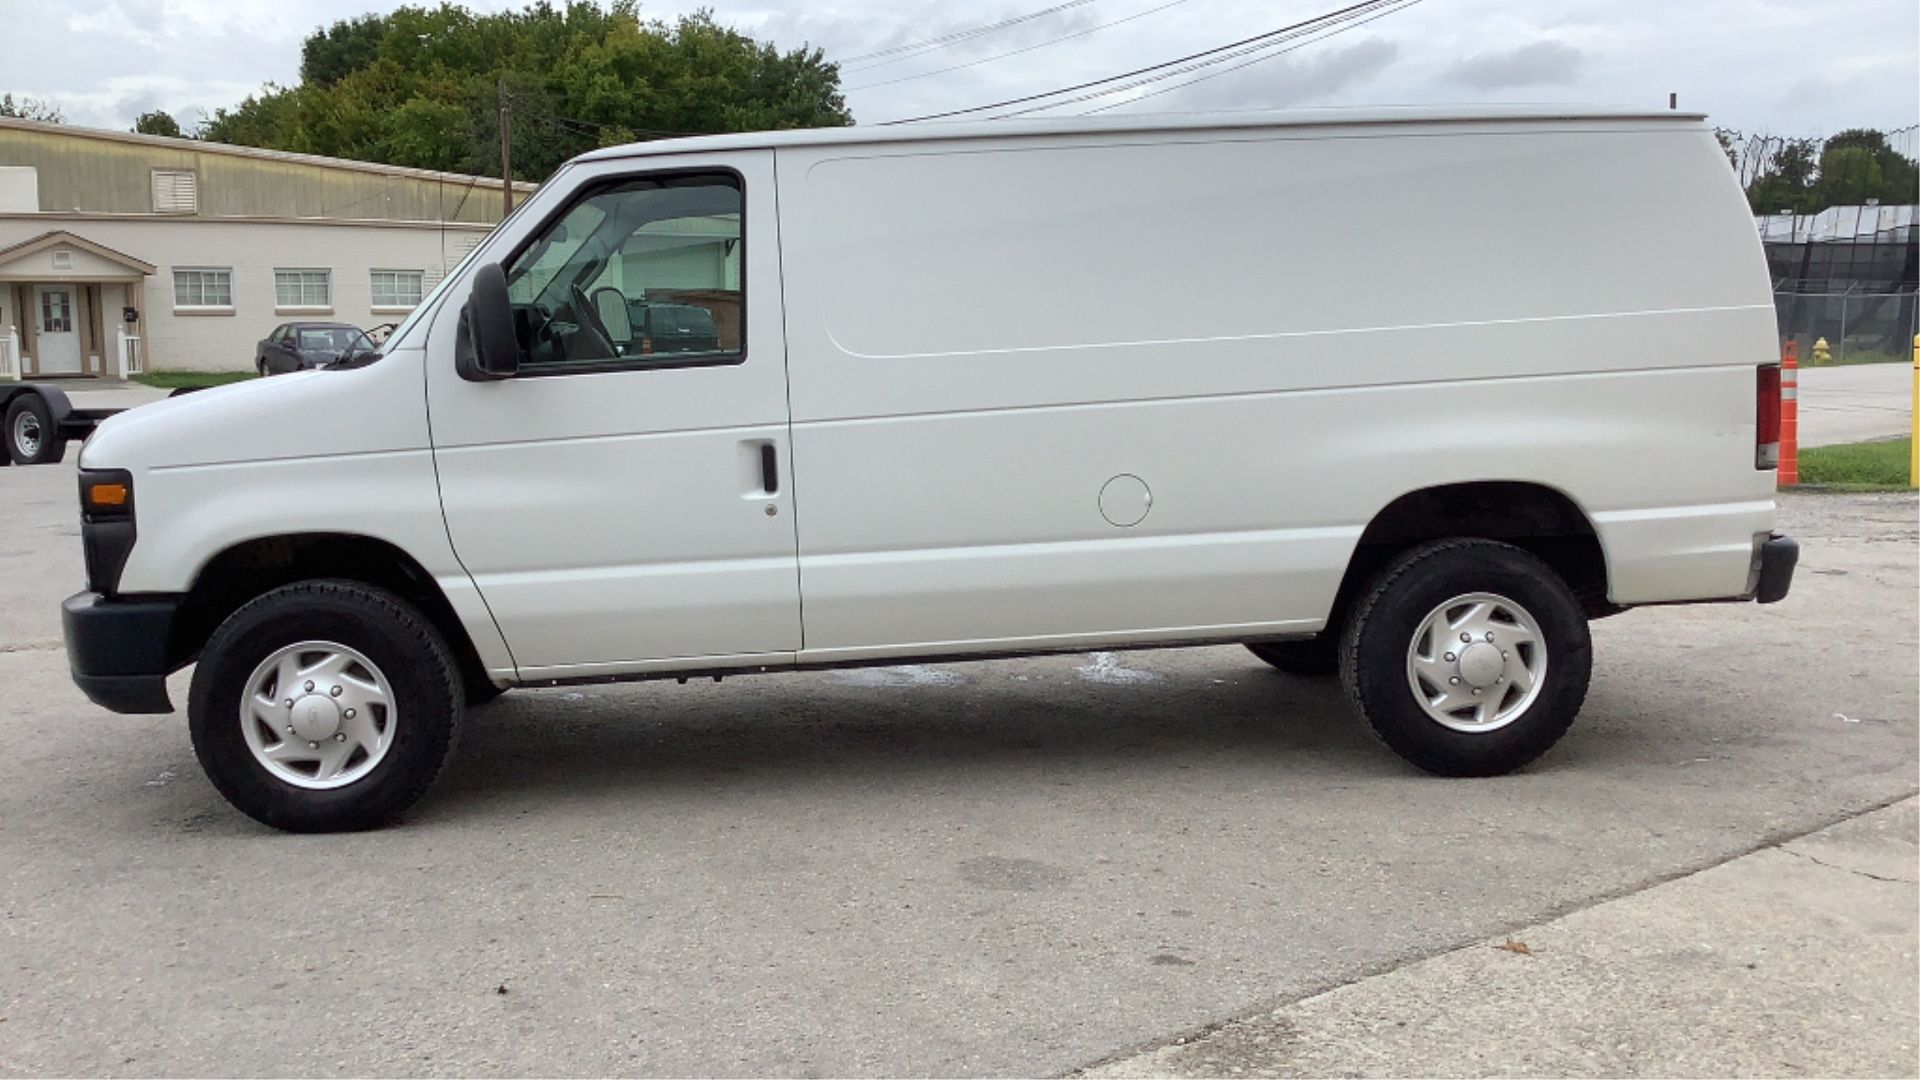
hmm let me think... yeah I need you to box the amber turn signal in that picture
[87,482,130,508]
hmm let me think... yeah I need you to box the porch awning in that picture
[0,230,154,282]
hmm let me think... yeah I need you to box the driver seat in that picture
[591,287,634,350]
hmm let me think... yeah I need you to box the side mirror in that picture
[455,262,520,381]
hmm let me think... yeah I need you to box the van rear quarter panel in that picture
[777,120,1777,654]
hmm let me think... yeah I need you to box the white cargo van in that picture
[63,107,1797,831]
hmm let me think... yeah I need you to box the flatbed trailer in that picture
[1,383,142,466]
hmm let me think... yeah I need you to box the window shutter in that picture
[151,170,198,214]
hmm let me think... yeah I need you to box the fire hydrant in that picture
[1812,337,1832,365]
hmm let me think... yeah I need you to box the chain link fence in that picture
[1774,289,1919,365]
[1758,201,1917,364]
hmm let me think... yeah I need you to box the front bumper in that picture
[62,591,179,714]
[1754,533,1798,604]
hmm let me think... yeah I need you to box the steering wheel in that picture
[568,283,619,360]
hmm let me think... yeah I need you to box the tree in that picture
[198,1,851,180]
[132,110,183,137]
[0,93,63,123]
[1739,128,1918,214]
[301,13,388,87]
[1809,128,1918,209]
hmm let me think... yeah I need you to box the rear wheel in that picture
[1244,638,1338,677]
[188,580,462,832]
[1340,539,1591,776]
[5,392,66,465]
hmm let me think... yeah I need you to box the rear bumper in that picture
[61,591,179,714]
[1754,533,1798,604]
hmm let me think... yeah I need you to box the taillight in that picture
[1756,364,1782,469]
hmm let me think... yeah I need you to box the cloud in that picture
[2,0,1912,137]
[1445,40,1586,90]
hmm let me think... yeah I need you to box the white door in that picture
[34,285,82,375]
[424,151,799,679]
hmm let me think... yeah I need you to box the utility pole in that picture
[1668,92,1677,110]
[498,79,513,216]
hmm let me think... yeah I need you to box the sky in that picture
[1,0,1914,142]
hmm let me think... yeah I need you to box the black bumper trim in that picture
[1755,533,1798,604]
[73,673,175,714]
[62,591,179,714]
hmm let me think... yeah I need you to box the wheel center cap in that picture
[1457,642,1505,688]
[289,695,342,741]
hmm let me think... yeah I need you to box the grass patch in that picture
[133,370,257,389]
[1796,437,1914,491]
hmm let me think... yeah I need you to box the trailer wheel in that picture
[5,392,66,465]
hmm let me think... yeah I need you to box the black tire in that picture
[1339,539,1591,777]
[466,677,508,707]
[5,392,67,465]
[256,357,270,377]
[1245,638,1339,677]
[188,580,462,832]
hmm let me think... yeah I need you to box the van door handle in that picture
[759,443,779,495]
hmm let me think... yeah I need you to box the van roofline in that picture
[574,105,1710,163]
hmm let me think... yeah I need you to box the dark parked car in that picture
[256,323,376,375]
[625,301,721,355]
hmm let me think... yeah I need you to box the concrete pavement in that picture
[1798,363,1914,448]
[41,380,171,412]
[1088,798,1919,1078]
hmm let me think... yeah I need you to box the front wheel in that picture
[188,580,462,831]
[1340,539,1591,777]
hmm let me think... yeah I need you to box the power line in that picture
[1077,0,1422,115]
[878,0,1403,124]
[503,90,706,141]
[838,0,1101,69]
[846,0,1198,92]
[985,0,1414,118]
[1000,0,1413,117]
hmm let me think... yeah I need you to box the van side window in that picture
[503,172,743,372]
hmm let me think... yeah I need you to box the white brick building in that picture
[0,117,534,377]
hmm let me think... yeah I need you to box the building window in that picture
[274,269,331,310]
[40,289,73,332]
[152,169,197,214]
[370,269,424,309]
[173,267,232,309]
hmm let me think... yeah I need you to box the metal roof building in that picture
[0,117,534,378]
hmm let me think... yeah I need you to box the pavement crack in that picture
[1776,844,1917,884]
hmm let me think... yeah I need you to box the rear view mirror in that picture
[455,262,520,381]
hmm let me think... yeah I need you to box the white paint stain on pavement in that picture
[1076,652,1160,684]
[829,665,962,688]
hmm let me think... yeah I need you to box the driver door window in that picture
[503,172,743,372]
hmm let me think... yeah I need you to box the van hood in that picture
[81,355,429,471]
